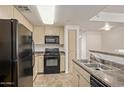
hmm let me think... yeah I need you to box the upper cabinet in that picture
[59,27,64,44]
[33,26,64,45]
[0,6,33,32]
[33,26,45,44]
[13,7,33,32]
[45,26,64,44]
[0,6,13,19]
[45,26,60,36]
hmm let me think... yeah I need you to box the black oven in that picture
[45,36,59,44]
[44,48,60,74]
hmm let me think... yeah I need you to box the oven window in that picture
[46,59,58,66]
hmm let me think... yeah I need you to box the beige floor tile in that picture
[33,73,75,87]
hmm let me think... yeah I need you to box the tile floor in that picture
[33,73,74,87]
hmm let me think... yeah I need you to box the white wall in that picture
[79,26,124,60]
[101,27,124,52]
[79,31,87,59]
[86,31,102,59]
[79,31,102,59]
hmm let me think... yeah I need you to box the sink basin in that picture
[84,63,119,71]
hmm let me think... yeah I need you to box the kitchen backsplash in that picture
[90,52,124,71]
[34,44,65,52]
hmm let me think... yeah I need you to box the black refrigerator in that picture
[0,19,33,87]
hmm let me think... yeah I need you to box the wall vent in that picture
[16,5,32,13]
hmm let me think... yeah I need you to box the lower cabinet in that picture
[72,68,79,87]
[33,55,39,80]
[38,55,44,73]
[72,62,90,87]
[60,55,65,72]
[33,53,44,80]
[79,74,90,87]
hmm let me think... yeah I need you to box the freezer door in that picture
[0,20,14,87]
[18,24,33,87]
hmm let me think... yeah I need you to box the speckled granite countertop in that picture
[73,59,124,87]
[90,50,124,58]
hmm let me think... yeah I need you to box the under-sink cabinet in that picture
[72,62,90,87]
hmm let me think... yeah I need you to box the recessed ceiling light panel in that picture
[36,5,55,24]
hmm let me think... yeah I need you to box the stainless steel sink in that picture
[84,63,119,71]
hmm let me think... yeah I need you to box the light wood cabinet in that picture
[59,27,64,44]
[45,26,60,35]
[0,6,33,31]
[72,68,79,87]
[33,26,64,45]
[0,5,13,19]
[33,55,39,80]
[60,55,65,72]
[13,7,33,32]
[33,26,45,44]
[79,74,90,87]
[72,62,90,87]
[33,53,44,78]
[38,55,44,73]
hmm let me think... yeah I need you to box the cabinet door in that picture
[0,6,13,19]
[59,28,64,44]
[73,62,90,82]
[13,7,33,32]
[79,75,90,87]
[33,55,39,80]
[60,55,65,72]
[38,55,44,73]
[45,26,59,35]
[33,26,44,44]
[72,69,79,87]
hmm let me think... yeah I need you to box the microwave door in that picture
[45,36,59,44]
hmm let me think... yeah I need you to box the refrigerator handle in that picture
[32,40,35,67]
[32,40,35,55]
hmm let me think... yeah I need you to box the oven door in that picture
[44,55,60,74]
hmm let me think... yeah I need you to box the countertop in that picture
[34,51,65,55]
[90,50,124,58]
[73,59,124,87]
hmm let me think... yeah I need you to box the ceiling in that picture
[15,5,124,31]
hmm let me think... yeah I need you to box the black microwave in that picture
[45,36,59,44]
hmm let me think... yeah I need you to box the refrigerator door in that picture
[18,24,33,87]
[0,20,15,87]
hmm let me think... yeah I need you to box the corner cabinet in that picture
[72,62,90,87]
